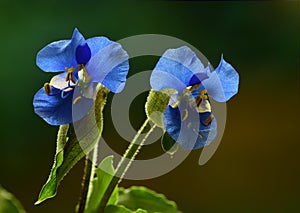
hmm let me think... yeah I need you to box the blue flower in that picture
[33,28,129,125]
[150,46,239,149]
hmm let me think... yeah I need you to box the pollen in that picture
[43,82,51,95]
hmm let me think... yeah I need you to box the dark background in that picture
[0,1,299,212]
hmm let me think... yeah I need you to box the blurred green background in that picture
[0,0,299,212]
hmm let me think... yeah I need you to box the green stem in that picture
[77,141,99,213]
[78,140,99,213]
[98,118,156,212]
[77,156,92,213]
[77,85,108,212]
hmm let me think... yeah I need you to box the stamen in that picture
[78,64,91,84]
[193,128,203,138]
[189,84,200,91]
[73,96,82,105]
[195,96,203,107]
[187,122,192,128]
[78,64,84,70]
[189,96,202,108]
[65,73,70,81]
[181,109,188,121]
[70,73,76,84]
[205,114,214,126]
[43,83,51,95]
[65,67,77,83]
[65,67,76,73]
[199,89,208,100]
[189,99,196,107]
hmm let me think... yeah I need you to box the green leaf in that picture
[104,205,147,213]
[35,87,109,204]
[85,156,118,213]
[0,185,26,213]
[145,89,175,128]
[118,186,180,213]
[161,131,179,156]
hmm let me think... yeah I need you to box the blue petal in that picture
[85,42,129,93]
[195,112,217,149]
[76,43,91,65]
[100,60,129,93]
[33,86,93,125]
[86,36,113,56]
[189,73,209,86]
[33,87,74,125]
[151,46,208,93]
[36,28,86,72]
[164,105,217,150]
[202,55,239,102]
[150,71,186,94]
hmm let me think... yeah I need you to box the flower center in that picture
[65,67,77,84]
[188,83,211,113]
[43,64,92,103]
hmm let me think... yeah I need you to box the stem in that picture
[77,85,108,212]
[86,141,99,202]
[77,156,92,213]
[77,141,99,213]
[98,118,156,212]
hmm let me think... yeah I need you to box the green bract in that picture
[145,89,176,129]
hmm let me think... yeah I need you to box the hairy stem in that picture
[77,140,99,213]
[98,119,156,212]
[77,156,93,213]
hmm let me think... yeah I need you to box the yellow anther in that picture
[193,128,203,139]
[189,96,202,108]
[199,89,208,100]
[189,84,200,91]
[181,109,188,121]
[65,67,76,73]
[43,82,51,95]
[73,96,82,105]
[187,122,192,128]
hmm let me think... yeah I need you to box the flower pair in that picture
[33,29,239,150]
